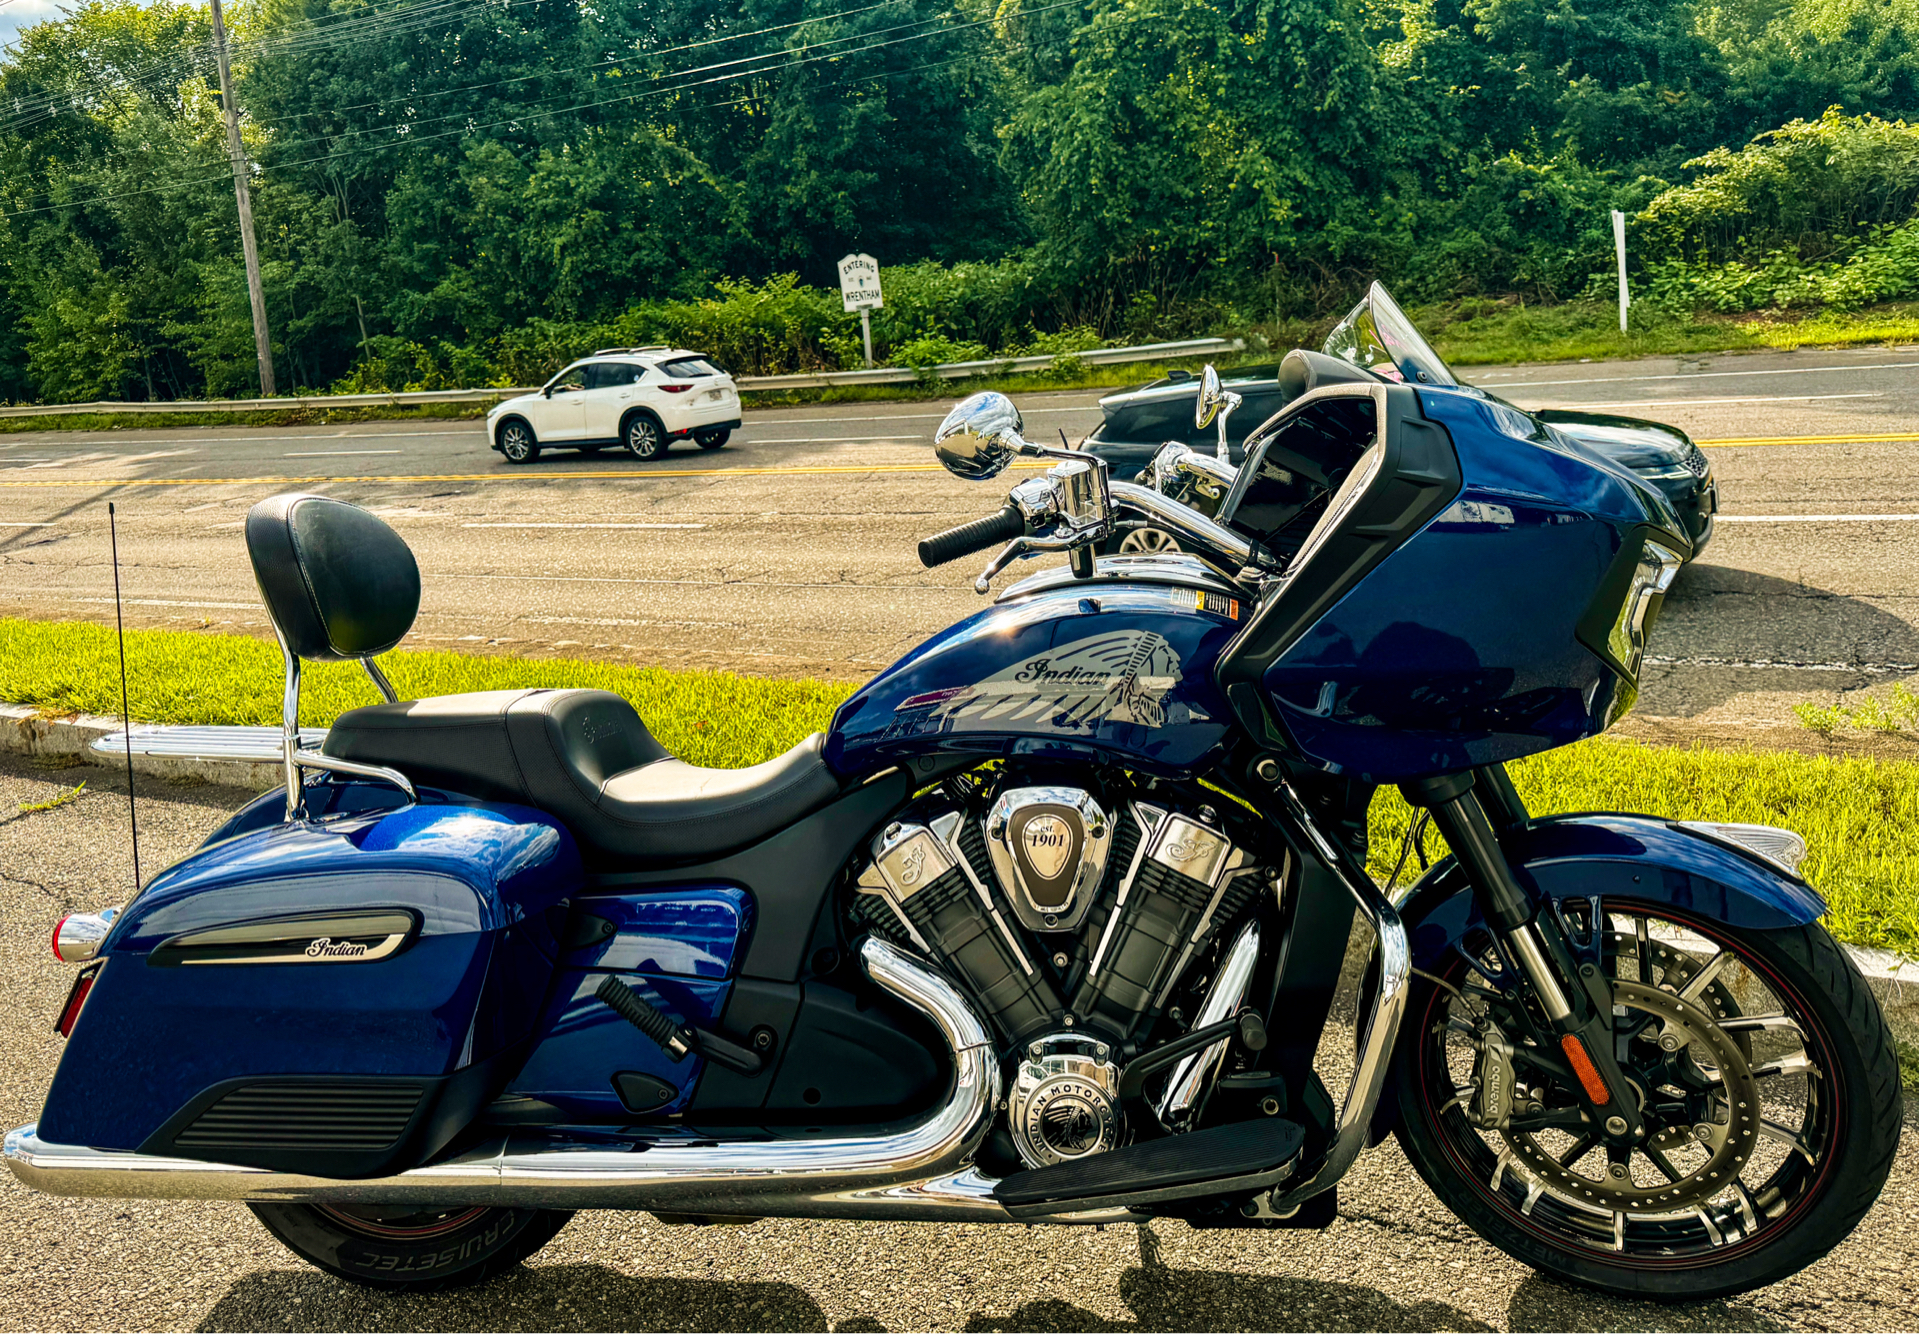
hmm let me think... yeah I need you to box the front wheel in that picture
[498,419,540,465]
[1393,904,1900,1301]
[249,1203,572,1291]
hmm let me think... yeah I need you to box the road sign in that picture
[838,253,883,312]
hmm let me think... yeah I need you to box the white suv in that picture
[487,347,742,464]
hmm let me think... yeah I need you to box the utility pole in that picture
[208,0,275,397]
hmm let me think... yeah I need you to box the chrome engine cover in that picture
[985,786,1111,932]
[1008,1033,1122,1169]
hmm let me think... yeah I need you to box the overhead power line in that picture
[0,1,1072,222]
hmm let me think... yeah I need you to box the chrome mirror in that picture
[1194,365,1225,430]
[934,391,1027,481]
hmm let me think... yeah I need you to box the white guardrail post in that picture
[0,338,1244,419]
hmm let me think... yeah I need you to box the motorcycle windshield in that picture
[1322,282,1457,387]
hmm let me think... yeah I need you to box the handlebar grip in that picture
[918,504,1025,568]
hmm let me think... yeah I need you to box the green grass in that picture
[1793,682,1919,737]
[1411,297,1919,367]
[4,617,1915,957]
[0,618,844,771]
[0,401,500,437]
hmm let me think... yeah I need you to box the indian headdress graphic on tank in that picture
[887,629,1209,734]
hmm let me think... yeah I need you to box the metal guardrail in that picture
[0,338,1243,419]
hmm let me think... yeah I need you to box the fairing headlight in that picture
[1605,539,1683,677]
[1675,821,1809,880]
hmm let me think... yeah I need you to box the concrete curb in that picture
[4,700,1914,1038]
[0,703,284,789]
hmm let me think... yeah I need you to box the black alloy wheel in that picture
[1393,902,1901,1300]
[695,428,730,450]
[249,1202,573,1291]
[625,413,666,461]
[497,419,540,465]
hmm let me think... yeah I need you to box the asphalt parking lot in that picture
[1,755,1915,1333]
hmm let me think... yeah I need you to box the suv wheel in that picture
[695,429,730,450]
[625,414,666,461]
[498,419,540,465]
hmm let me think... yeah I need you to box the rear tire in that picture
[625,412,666,461]
[1393,909,1901,1301]
[696,428,730,450]
[249,1202,572,1291]
[498,419,540,465]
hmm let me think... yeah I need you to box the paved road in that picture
[2,345,1918,735]
[1,755,1913,1333]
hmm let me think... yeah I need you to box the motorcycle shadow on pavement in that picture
[187,1229,1777,1334]
[959,1229,1777,1334]
[1645,564,1919,718]
[193,1265,833,1333]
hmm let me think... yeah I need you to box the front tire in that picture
[497,419,540,465]
[1393,905,1901,1301]
[624,413,666,461]
[248,1203,572,1291]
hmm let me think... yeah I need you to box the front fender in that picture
[1365,811,1827,1143]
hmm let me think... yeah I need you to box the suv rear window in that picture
[659,356,722,378]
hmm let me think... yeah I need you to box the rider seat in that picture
[245,492,841,863]
[322,689,841,864]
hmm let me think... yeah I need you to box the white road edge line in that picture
[284,450,404,457]
[1474,359,1919,389]
[1717,514,1919,523]
[0,522,54,527]
[460,522,708,529]
[1518,392,1883,410]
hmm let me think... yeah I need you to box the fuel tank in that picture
[825,559,1246,778]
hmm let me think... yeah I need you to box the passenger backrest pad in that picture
[246,493,421,662]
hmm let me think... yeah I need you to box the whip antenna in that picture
[107,502,140,892]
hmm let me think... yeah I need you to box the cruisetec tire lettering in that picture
[248,1203,573,1292]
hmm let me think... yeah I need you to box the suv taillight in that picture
[56,961,102,1037]
[660,383,694,394]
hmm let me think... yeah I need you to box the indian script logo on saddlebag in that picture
[304,937,371,959]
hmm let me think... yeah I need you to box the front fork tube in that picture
[1402,773,1647,1149]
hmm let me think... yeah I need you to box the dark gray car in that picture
[1083,369,1716,558]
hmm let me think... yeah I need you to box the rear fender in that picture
[1364,812,1826,1143]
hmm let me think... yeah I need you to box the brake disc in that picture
[1502,980,1763,1217]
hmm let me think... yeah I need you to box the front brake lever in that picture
[973,533,1083,593]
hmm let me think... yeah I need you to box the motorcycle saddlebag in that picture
[37,798,581,1178]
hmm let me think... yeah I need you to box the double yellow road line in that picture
[0,435,1909,490]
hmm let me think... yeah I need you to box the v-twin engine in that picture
[851,774,1277,1171]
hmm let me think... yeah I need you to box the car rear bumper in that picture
[668,414,741,439]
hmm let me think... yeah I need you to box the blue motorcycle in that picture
[8,292,1898,1301]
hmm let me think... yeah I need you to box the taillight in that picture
[660,383,694,394]
[56,961,102,1037]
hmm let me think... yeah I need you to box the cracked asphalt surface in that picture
[1,756,1913,1332]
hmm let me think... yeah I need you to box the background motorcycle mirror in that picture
[934,391,1027,480]
[1194,364,1224,430]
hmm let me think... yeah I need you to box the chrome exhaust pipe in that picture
[6,939,1149,1222]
